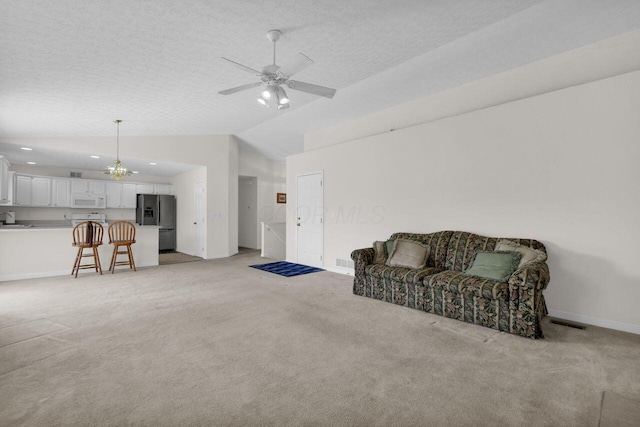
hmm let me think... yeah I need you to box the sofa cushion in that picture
[389,231,453,269]
[464,251,521,282]
[386,239,429,269]
[372,241,387,264]
[365,264,442,285]
[495,239,547,268]
[427,270,510,301]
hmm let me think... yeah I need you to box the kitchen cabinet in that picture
[106,182,137,208]
[52,178,71,207]
[89,180,106,194]
[122,183,137,208]
[14,174,32,206]
[106,182,123,208]
[154,184,171,195]
[32,177,52,206]
[136,184,154,194]
[71,179,106,194]
[71,179,88,193]
[135,184,172,195]
[0,156,10,204]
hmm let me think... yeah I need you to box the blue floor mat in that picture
[249,261,324,277]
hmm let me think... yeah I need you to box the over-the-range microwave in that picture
[71,193,106,209]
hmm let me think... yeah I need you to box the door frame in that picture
[194,181,206,258]
[296,170,324,267]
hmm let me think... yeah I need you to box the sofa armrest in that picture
[508,261,550,292]
[351,247,375,275]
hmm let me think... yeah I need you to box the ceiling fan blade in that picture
[220,57,262,75]
[277,53,314,78]
[286,80,336,99]
[218,82,261,95]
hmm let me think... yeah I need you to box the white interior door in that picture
[194,181,206,258]
[297,172,323,268]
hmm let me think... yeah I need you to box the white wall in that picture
[1,135,236,259]
[287,70,640,334]
[305,28,640,152]
[171,166,206,256]
[237,143,287,249]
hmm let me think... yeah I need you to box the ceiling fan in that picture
[218,30,336,110]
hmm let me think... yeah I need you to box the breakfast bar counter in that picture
[0,225,159,281]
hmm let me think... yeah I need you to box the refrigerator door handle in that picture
[158,200,161,225]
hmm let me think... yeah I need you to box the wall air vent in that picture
[550,319,586,330]
[336,258,354,269]
[70,171,82,178]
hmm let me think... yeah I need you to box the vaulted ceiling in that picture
[1,0,640,166]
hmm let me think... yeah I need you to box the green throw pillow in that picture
[463,251,521,282]
[385,239,395,257]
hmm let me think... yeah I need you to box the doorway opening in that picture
[238,176,258,250]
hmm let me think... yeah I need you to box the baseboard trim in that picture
[548,309,640,335]
[325,267,354,276]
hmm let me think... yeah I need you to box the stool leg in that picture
[72,247,83,277]
[93,245,103,275]
[128,245,136,271]
[110,244,117,273]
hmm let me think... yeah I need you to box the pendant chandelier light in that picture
[104,119,130,180]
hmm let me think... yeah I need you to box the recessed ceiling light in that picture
[90,155,100,159]
[149,162,157,165]
[21,147,33,151]
[27,161,36,165]
[132,171,139,174]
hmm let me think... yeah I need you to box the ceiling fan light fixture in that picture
[277,86,289,105]
[257,97,268,106]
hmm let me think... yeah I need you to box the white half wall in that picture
[287,70,640,333]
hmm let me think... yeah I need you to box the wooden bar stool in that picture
[108,221,137,273]
[71,221,104,278]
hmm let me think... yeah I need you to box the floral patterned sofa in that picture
[351,231,550,339]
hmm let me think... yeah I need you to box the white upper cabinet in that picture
[14,174,32,206]
[89,180,106,194]
[122,183,137,208]
[106,182,138,209]
[70,179,88,193]
[52,178,71,207]
[106,182,123,208]
[154,184,171,195]
[136,184,154,194]
[0,156,10,204]
[12,174,169,208]
[136,183,172,195]
[71,179,107,194]
[31,177,52,206]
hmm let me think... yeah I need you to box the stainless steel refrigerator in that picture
[136,194,176,252]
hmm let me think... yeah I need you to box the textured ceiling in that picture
[1,0,640,169]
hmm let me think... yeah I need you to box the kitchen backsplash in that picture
[7,206,135,222]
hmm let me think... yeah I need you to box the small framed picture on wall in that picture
[276,192,286,204]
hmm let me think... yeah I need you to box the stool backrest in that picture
[72,221,104,246]
[108,220,136,243]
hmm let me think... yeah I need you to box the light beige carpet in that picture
[158,252,203,265]
[1,250,639,426]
